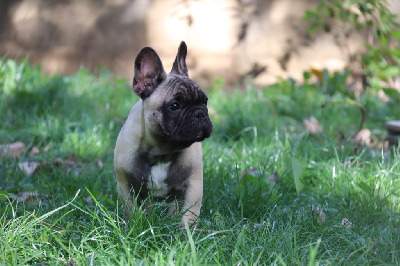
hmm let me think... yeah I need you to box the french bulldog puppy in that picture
[114,41,213,224]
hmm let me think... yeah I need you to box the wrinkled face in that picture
[148,75,213,148]
[132,41,212,149]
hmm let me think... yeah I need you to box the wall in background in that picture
[1,0,399,87]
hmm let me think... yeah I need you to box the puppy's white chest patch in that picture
[147,162,170,197]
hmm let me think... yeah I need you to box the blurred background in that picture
[1,0,399,88]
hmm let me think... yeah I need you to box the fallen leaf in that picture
[303,117,323,134]
[341,218,353,228]
[65,155,76,166]
[53,157,64,166]
[97,159,104,169]
[0,141,26,158]
[68,258,77,266]
[311,205,326,223]
[352,128,371,145]
[52,155,85,176]
[53,156,77,166]
[367,137,389,150]
[375,140,389,150]
[28,146,40,157]
[10,191,39,203]
[85,195,93,203]
[18,161,42,175]
[310,67,324,80]
[268,169,279,184]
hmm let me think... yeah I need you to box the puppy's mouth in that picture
[194,127,212,141]
[177,131,206,144]
[161,118,213,147]
[194,133,206,143]
[169,128,211,148]
[200,122,213,139]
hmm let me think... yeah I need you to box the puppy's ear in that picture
[170,41,189,77]
[133,47,167,99]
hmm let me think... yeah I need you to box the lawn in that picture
[1,59,399,265]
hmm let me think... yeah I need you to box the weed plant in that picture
[0,59,399,264]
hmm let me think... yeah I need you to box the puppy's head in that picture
[132,42,213,149]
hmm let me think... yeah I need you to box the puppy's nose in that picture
[194,109,206,120]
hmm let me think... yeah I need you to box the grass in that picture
[1,58,400,264]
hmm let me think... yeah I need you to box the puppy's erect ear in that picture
[170,41,189,77]
[133,47,167,99]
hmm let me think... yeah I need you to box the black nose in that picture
[194,109,206,120]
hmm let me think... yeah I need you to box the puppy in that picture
[114,41,213,224]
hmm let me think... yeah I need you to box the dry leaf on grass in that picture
[10,191,40,203]
[18,161,42,175]
[53,156,77,167]
[52,155,86,176]
[352,128,371,146]
[0,142,39,158]
[303,117,323,134]
[368,138,389,150]
[53,157,64,166]
[0,141,26,158]
[341,218,353,228]
[28,146,40,157]
[310,67,323,80]
[68,258,77,266]
[85,195,93,203]
[20,154,99,177]
[311,205,326,223]
[65,155,77,166]
[352,128,388,150]
[97,159,104,169]
[268,169,279,184]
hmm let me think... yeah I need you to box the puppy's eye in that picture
[168,103,181,112]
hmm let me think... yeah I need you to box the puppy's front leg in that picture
[115,171,134,219]
[181,171,203,224]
